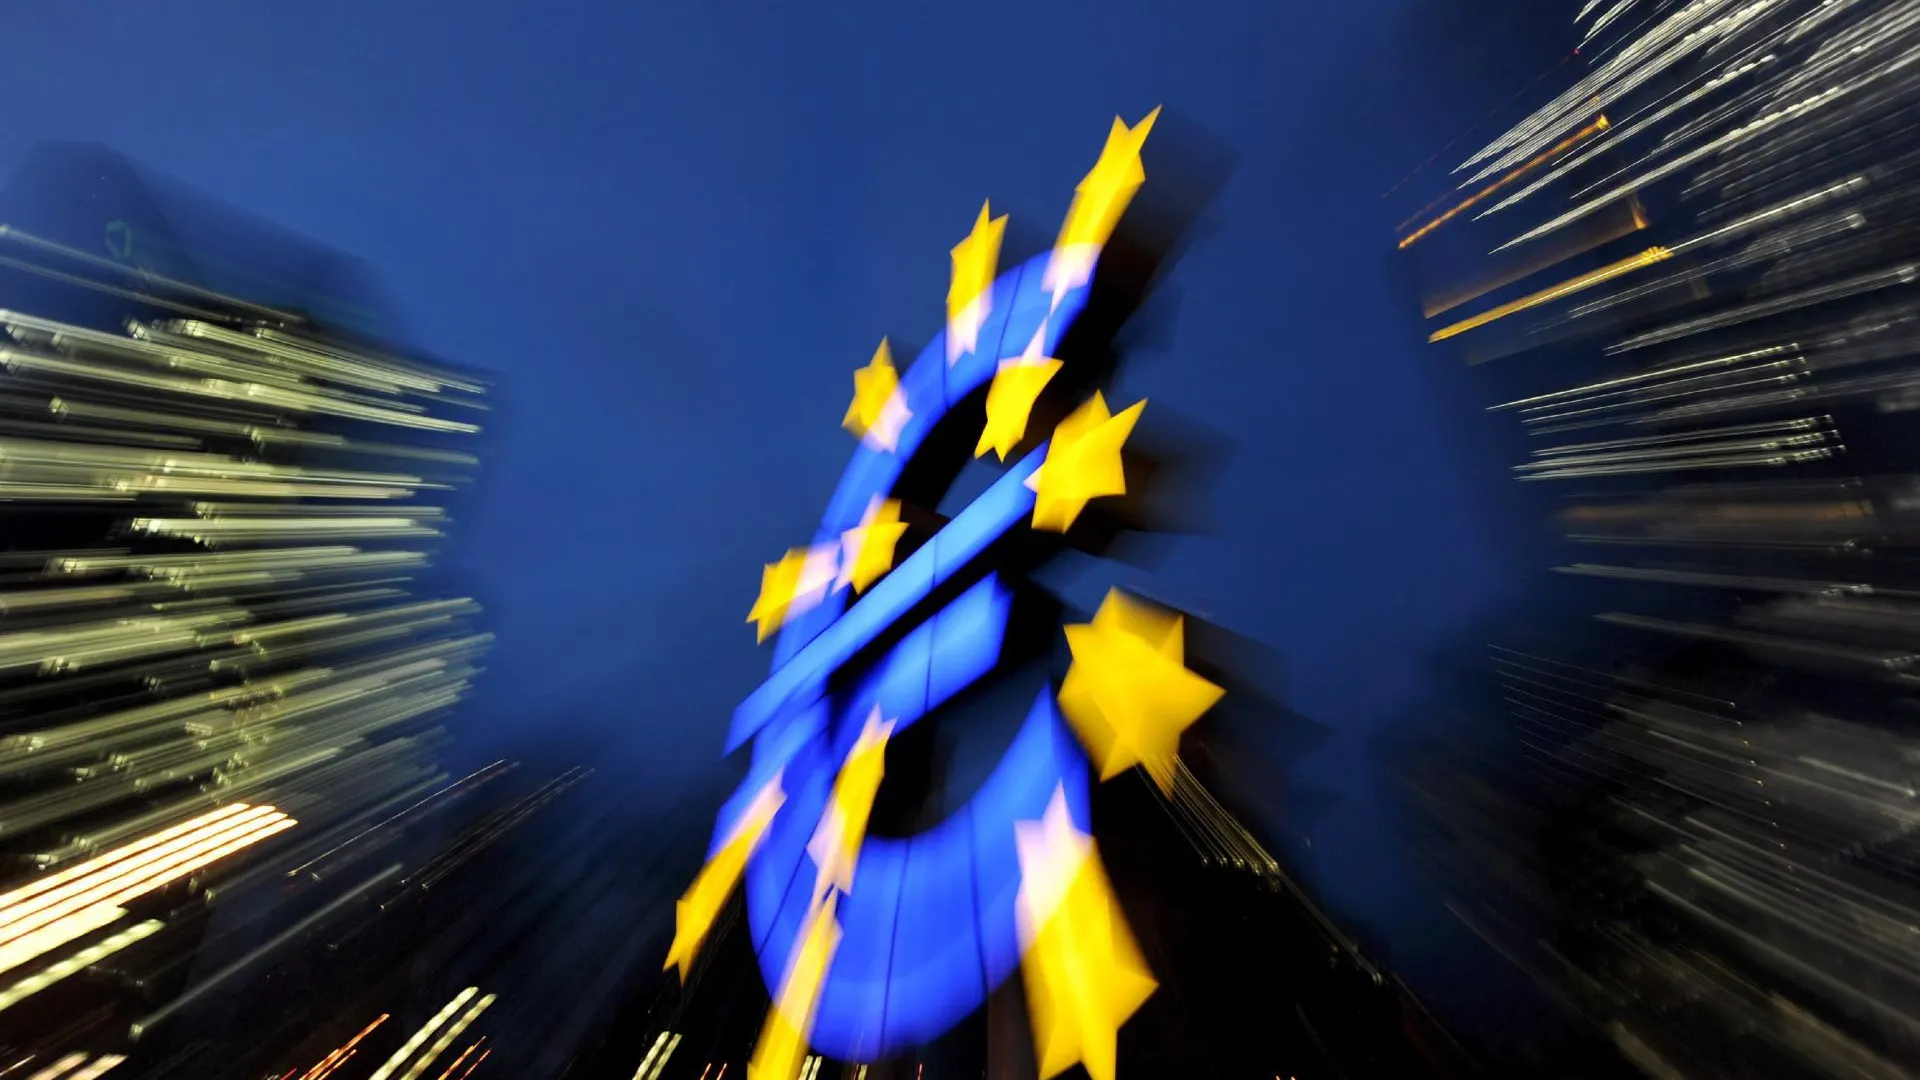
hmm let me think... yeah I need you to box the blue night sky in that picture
[6,0,1542,994]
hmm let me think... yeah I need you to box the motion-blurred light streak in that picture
[129,861,402,1038]
[398,992,494,1080]
[0,804,291,972]
[367,987,480,1080]
[60,1057,123,1080]
[0,918,162,1013]
[1398,114,1611,249]
[1428,246,1674,342]
[632,1031,681,1080]
[297,1013,388,1080]
[21,1055,86,1080]
[450,1048,488,1080]
[430,1039,484,1080]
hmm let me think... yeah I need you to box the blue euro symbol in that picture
[713,250,1100,1062]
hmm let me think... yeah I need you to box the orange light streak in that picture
[452,1049,488,1080]
[1399,115,1611,250]
[300,1013,389,1080]
[312,1050,357,1080]
[432,1039,484,1080]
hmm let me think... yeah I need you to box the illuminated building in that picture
[0,142,501,1076]
[1397,2,1920,1076]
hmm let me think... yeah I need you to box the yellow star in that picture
[976,327,1063,462]
[842,339,913,452]
[665,773,786,983]
[1043,107,1161,302]
[805,706,893,901]
[1025,391,1144,532]
[750,892,843,1080]
[747,543,839,643]
[1015,786,1156,1080]
[948,200,1008,365]
[750,711,891,1080]
[836,496,909,595]
[1057,589,1223,793]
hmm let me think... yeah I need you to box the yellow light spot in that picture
[842,339,912,452]
[948,201,1008,365]
[1057,589,1223,792]
[836,496,909,595]
[665,775,787,982]
[1015,787,1156,1080]
[1026,392,1144,533]
[976,328,1063,462]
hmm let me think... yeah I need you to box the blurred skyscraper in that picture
[1394,1,1920,1076]
[0,142,536,1079]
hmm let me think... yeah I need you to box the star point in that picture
[748,711,891,1079]
[836,495,909,594]
[747,543,839,643]
[749,892,843,1080]
[948,200,1008,365]
[1044,107,1162,300]
[1057,589,1223,792]
[665,774,786,982]
[1015,785,1156,1080]
[806,706,894,901]
[976,328,1063,462]
[1027,392,1145,532]
[843,338,912,452]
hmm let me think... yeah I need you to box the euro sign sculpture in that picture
[673,109,1205,1080]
